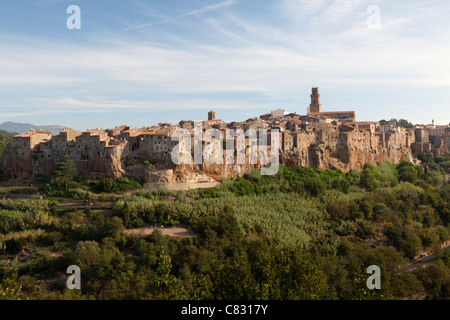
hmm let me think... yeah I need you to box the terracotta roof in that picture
[354,122,377,125]
[309,111,355,115]
[14,133,32,138]
[203,119,224,123]
[153,131,170,136]
[14,130,51,138]
[33,130,51,134]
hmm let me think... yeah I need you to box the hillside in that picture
[0,121,72,136]
[0,159,449,300]
[0,130,16,159]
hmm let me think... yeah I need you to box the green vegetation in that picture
[0,130,15,159]
[33,157,143,201]
[52,155,75,188]
[0,157,449,300]
[379,119,414,128]
[0,130,15,180]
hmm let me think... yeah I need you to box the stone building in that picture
[1,89,448,181]
[308,87,321,113]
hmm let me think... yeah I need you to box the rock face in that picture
[281,143,414,173]
[0,123,448,183]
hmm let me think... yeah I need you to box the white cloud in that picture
[1,1,450,125]
[186,0,238,16]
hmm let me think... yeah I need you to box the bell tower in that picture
[308,87,321,114]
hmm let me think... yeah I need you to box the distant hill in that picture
[0,122,72,136]
[0,129,17,138]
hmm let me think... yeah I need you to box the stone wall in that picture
[143,181,220,191]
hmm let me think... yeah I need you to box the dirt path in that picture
[399,242,450,274]
[124,227,196,238]
[443,174,450,189]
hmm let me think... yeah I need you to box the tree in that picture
[360,168,378,191]
[100,177,115,192]
[398,119,414,128]
[279,251,328,300]
[53,154,75,188]
[104,217,125,239]
[156,247,184,299]
[397,160,418,184]
[385,225,422,259]
[304,177,327,196]
[416,261,450,299]
[0,284,24,300]
[211,253,256,299]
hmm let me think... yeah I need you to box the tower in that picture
[308,87,321,114]
[208,110,216,121]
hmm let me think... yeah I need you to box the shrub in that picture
[397,160,419,184]
[75,224,104,241]
[0,210,25,234]
[229,178,256,196]
[5,237,30,254]
[360,168,378,191]
[332,177,351,194]
[304,177,326,196]
[385,224,422,259]
[94,177,142,193]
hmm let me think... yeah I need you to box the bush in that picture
[196,188,217,199]
[94,177,142,193]
[385,224,422,259]
[104,217,125,238]
[42,186,92,201]
[75,224,104,241]
[360,168,378,191]
[372,203,389,221]
[0,210,25,234]
[332,177,351,194]
[230,178,256,196]
[397,160,419,184]
[304,177,326,196]
[5,237,30,254]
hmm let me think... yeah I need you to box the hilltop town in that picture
[1,88,449,184]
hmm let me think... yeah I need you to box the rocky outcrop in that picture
[1,124,446,184]
[281,142,414,173]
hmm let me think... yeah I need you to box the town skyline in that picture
[2,89,449,134]
[3,87,449,183]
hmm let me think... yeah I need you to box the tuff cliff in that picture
[0,124,447,183]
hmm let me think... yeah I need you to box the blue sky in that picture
[0,0,449,131]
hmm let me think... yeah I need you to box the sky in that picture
[0,0,449,131]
